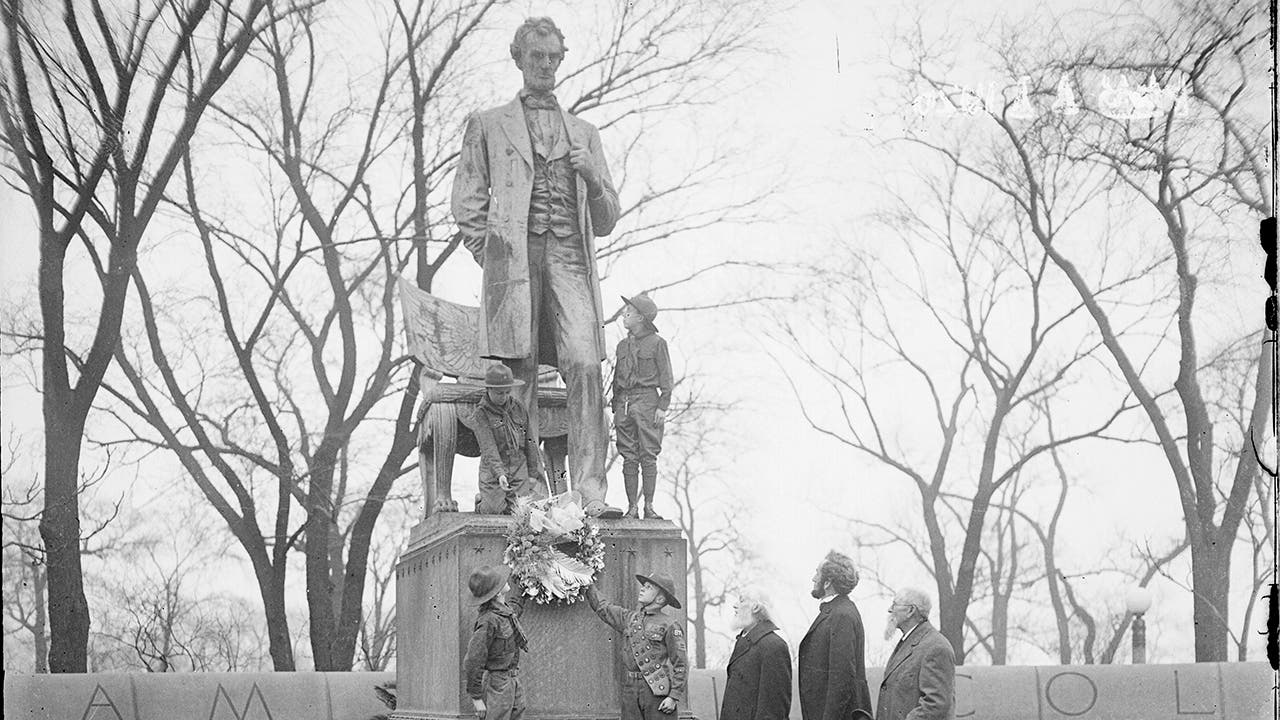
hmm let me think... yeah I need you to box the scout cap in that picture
[635,571,681,609]
[468,564,513,606]
[482,363,525,388]
[621,294,659,332]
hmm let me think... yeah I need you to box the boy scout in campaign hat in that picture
[462,363,549,514]
[585,569,689,718]
[462,564,529,720]
[613,294,674,519]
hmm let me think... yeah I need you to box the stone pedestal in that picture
[393,513,691,720]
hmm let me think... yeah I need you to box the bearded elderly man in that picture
[798,551,874,720]
[878,588,956,720]
[720,591,792,720]
[451,16,622,519]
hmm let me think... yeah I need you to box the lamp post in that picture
[1125,586,1153,664]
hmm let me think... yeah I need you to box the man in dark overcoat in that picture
[720,591,792,720]
[797,551,873,720]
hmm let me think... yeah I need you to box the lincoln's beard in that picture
[883,615,901,642]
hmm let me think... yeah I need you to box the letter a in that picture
[81,685,125,720]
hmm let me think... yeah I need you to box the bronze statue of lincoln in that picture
[451,17,622,518]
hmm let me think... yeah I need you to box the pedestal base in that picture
[393,513,695,720]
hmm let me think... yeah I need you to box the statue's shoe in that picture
[583,500,624,519]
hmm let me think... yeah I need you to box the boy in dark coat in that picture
[612,294,674,519]
[721,591,793,720]
[462,564,529,720]
[462,364,547,514]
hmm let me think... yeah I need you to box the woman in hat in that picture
[584,570,689,719]
[462,363,548,514]
[462,564,529,720]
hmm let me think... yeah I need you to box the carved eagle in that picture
[398,277,559,383]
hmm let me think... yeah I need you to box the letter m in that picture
[208,683,275,720]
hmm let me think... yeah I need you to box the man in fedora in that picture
[463,564,529,720]
[585,570,688,718]
[612,293,673,519]
[451,16,622,519]
[462,363,547,514]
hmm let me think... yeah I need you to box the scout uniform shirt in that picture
[463,394,542,482]
[612,328,674,413]
[462,597,529,699]
[585,586,689,701]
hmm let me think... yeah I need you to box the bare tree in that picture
[892,0,1270,660]
[88,517,270,672]
[2,481,49,672]
[358,532,400,672]
[2,441,122,672]
[979,403,1189,664]
[660,382,756,668]
[769,161,1138,661]
[0,0,298,671]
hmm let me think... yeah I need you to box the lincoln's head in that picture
[510,17,566,93]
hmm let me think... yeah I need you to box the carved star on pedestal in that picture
[663,548,674,559]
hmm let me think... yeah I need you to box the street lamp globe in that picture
[1125,586,1153,615]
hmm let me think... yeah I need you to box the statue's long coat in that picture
[451,94,619,366]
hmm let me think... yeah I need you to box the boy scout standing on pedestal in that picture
[585,571,689,718]
[613,294,674,519]
[463,564,529,720]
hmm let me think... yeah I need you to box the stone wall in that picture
[3,662,1271,719]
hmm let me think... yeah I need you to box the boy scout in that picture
[462,364,548,514]
[612,294,674,519]
[463,564,529,720]
[585,571,689,718]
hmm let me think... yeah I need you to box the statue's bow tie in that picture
[522,93,559,111]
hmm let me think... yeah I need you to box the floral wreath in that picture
[504,492,606,604]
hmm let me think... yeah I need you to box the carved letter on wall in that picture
[81,685,125,720]
[1044,671,1098,717]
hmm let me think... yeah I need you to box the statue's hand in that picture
[658,698,677,714]
[569,143,599,192]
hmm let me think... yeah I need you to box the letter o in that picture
[1044,671,1098,717]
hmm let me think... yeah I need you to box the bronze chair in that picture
[401,282,570,517]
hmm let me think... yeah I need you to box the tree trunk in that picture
[40,405,90,672]
[332,391,419,672]
[1189,538,1230,662]
[252,560,295,671]
[937,598,966,665]
[691,555,707,669]
[33,559,49,673]
[307,443,341,670]
[990,596,1008,665]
